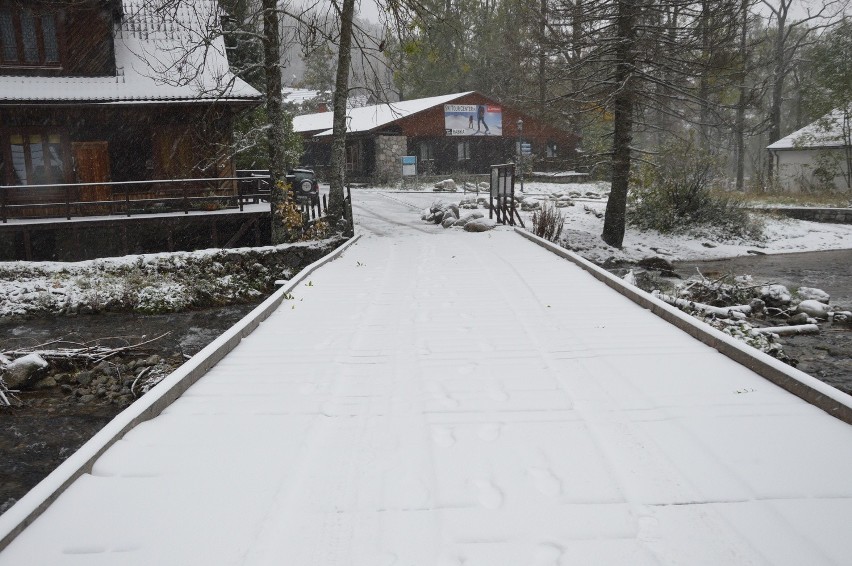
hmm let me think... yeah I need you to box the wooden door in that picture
[72,142,111,203]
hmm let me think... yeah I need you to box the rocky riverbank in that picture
[607,254,852,395]
[0,237,344,320]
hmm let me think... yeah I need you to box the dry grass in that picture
[720,190,852,208]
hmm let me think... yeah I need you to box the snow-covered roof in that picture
[0,0,261,104]
[283,88,329,104]
[293,92,475,137]
[767,108,850,150]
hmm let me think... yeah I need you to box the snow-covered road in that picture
[3,191,852,565]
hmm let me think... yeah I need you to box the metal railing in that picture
[0,174,273,223]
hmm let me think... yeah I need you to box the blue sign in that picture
[402,156,416,165]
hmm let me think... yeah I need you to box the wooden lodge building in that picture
[292,92,579,182]
[0,0,261,218]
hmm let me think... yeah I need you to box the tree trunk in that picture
[602,0,637,248]
[538,0,547,117]
[766,14,786,181]
[263,0,289,243]
[327,0,356,223]
[734,0,748,191]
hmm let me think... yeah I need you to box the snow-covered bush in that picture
[628,140,762,239]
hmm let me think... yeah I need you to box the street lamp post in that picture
[517,118,524,193]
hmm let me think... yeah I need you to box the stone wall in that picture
[373,135,407,184]
[757,207,852,224]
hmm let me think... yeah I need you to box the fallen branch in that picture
[752,324,820,336]
[654,292,751,319]
[2,333,170,365]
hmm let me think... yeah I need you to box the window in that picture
[345,141,362,173]
[0,5,61,67]
[547,142,557,158]
[457,140,471,161]
[419,142,434,162]
[6,131,66,186]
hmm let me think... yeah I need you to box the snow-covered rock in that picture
[796,299,831,319]
[831,311,852,327]
[760,284,792,307]
[453,212,484,227]
[622,270,637,286]
[441,209,458,223]
[797,286,830,303]
[788,312,811,325]
[520,197,540,211]
[3,354,48,390]
[441,217,457,229]
[464,218,498,232]
[434,179,458,192]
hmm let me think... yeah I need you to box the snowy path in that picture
[3,191,852,565]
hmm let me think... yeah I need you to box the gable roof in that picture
[767,108,851,151]
[293,92,475,137]
[0,0,261,104]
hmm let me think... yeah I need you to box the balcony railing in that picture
[0,175,263,223]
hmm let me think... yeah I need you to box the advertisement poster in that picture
[444,104,503,136]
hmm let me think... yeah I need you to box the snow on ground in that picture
[387,181,852,263]
[3,191,852,565]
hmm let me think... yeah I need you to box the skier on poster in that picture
[476,105,490,134]
[468,114,474,130]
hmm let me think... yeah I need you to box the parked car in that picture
[286,169,320,206]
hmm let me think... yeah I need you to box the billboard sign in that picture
[444,104,503,136]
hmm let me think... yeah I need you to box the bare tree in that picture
[761,0,843,180]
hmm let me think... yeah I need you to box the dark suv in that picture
[286,169,320,206]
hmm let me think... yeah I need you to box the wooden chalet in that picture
[292,92,579,182]
[0,0,261,218]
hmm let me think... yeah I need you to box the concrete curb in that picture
[0,234,362,552]
[515,228,852,425]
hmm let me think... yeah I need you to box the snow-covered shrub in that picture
[530,202,565,243]
[628,140,762,239]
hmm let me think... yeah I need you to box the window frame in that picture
[2,128,71,187]
[0,4,63,69]
[419,141,434,162]
[457,140,471,162]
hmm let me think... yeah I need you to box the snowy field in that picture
[2,192,852,565]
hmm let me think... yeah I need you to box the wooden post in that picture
[125,184,131,217]
[65,185,71,220]
[1,186,6,223]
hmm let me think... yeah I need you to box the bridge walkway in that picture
[2,191,852,565]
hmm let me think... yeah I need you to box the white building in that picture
[767,108,852,192]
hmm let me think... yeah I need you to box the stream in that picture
[0,302,262,514]
[674,249,852,395]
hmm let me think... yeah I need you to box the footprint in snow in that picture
[527,466,562,498]
[477,423,502,442]
[472,479,504,510]
[431,426,456,448]
[532,542,564,566]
